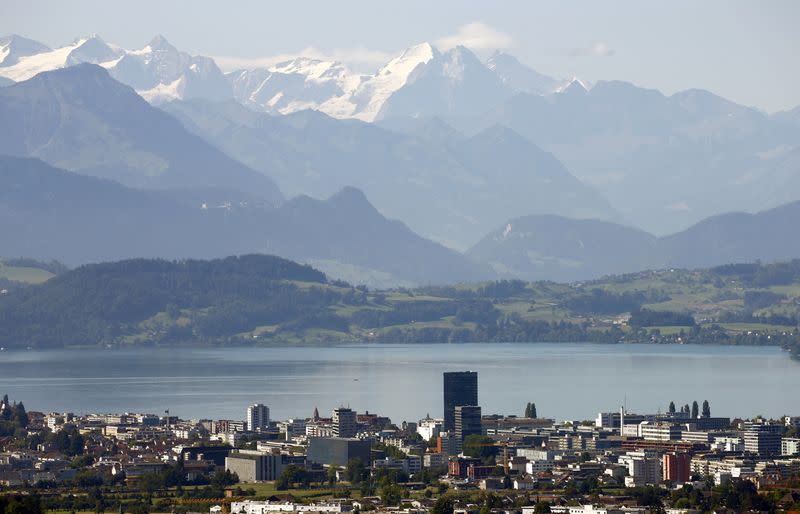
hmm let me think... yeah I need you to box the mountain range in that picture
[469,200,800,282]
[0,63,282,203]
[162,97,616,247]
[0,34,568,121]
[0,155,490,287]
[3,33,797,237]
[1,33,799,285]
[458,81,800,234]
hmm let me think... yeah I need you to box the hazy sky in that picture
[2,0,798,112]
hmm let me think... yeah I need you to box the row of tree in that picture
[668,399,711,418]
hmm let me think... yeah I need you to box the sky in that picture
[1,0,798,112]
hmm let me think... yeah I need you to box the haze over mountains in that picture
[162,97,615,247]
[1,33,799,285]
[469,201,800,282]
[0,156,489,287]
[0,64,282,203]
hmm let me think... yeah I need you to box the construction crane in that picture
[477,441,512,474]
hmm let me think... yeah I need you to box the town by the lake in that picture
[1,370,799,513]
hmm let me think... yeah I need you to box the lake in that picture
[0,343,797,423]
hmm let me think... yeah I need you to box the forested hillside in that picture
[1,255,798,358]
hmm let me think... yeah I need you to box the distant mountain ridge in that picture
[163,98,617,248]
[2,33,800,280]
[0,34,232,103]
[459,81,800,235]
[469,201,800,281]
[0,64,282,203]
[0,34,570,121]
[0,155,491,286]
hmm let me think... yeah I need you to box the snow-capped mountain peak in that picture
[147,34,176,52]
[0,35,121,81]
[486,51,561,95]
[0,33,593,123]
[377,42,437,80]
[0,35,51,68]
[557,76,592,94]
[65,34,122,67]
[270,56,353,84]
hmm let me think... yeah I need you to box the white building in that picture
[417,418,443,441]
[247,404,270,433]
[711,436,743,452]
[783,437,800,456]
[282,419,307,441]
[230,501,351,514]
[622,423,642,438]
[619,451,660,487]
[332,407,356,438]
[641,422,682,442]
[525,460,554,474]
[372,456,421,474]
[423,452,446,468]
[306,423,333,438]
[530,506,646,514]
[516,448,560,461]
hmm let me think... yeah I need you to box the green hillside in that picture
[0,255,798,358]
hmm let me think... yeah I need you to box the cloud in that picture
[214,47,395,73]
[213,22,515,72]
[566,42,616,58]
[667,201,691,212]
[435,22,514,51]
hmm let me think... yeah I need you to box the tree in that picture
[12,402,28,428]
[91,487,106,514]
[68,431,85,456]
[139,472,164,501]
[702,400,710,418]
[668,401,676,414]
[327,465,338,487]
[0,494,43,514]
[691,401,699,419]
[524,402,537,418]
[345,458,366,484]
[683,404,690,414]
[380,484,402,506]
[533,501,551,513]
[431,496,454,514]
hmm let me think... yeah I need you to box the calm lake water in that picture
[0,343,797,423]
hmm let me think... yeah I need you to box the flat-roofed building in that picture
[454,405,481,452]
[443,371,478,432]
[744,420,783,456]
[225,450,305,483]
[782,437,800,456]
[663,453,690,483]
[247,404,270,433]
[332,408,357,438]
[307,437,371,467]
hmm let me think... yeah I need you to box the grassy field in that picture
[0,263,55,284]
[646,325,694,335]
[717,322,795,333]
[244,482,342,498]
